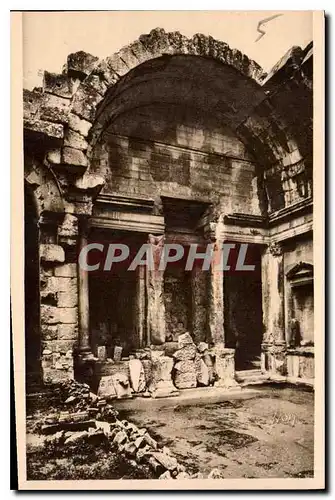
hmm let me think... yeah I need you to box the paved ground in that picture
[118,385,314,479]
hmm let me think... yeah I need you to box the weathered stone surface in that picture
[23,89,44,119]
[40,244,65,264]
[177,332,194,348]
[197,342,209,353]
[58,323,78,340]
[213,347,239,389]
[54,263,77,277]
[149,355,178,397]
[67,51,99,78]
[40,305,59,324]
[43,71,72,98]
[57,289,78,307]
[141,359,152,388]
[58,214,78,240]
[57,307,78,324]
[68,113,92,137]
[111,372,132,399]
[208,468,224,479]
[46,148,61,165]
[41,324,58,341]
[71,82,104,122]
[151,451,178,471]
[64,129,89,151]
[194,354,210,386]
[24,118,64,139]
[173,344,197,361]
[62,146,89,168]
[74,172,105,192]
[64,430,88,445]
[113,429,128,445]
[129,359,146,392]
[113,346,123,362]
[40,94,70,123]
[97,375,117,399]
[174,360,197,389]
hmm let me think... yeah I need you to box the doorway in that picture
[224,244,263,371]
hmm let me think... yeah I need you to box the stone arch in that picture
[23,27,308,208]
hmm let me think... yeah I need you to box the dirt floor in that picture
[118,384,314,479]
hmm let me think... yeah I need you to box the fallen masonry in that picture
[26,379,222,480]
[95,333,238,399]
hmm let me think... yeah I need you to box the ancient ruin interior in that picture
[23,29,314,397]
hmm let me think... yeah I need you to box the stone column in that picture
[208,239,225,346]
[190,265,208,344]
[261,242,286,375]
[135,265,146,348]
[146,234,166,345]
[77,217,92,357]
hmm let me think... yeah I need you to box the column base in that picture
[211,346,240,390]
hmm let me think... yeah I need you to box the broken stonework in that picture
[173,344,197,361]
[178,332,194,348]
[40,244,65,264]
[173,360,197,389]
[111,372,133,399]
[194,354,210,386]
[97,375,117,399]
[149,355,178,398]
[129,359,146,393]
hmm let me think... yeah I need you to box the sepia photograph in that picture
[11,10,324,490]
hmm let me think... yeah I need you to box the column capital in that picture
[268,241,283,257]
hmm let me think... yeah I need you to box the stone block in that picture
[113,346,123,362]
[43,71,72,99]
[64,129,88,151]
[43,276,77,293]
[40,305,59,324]
[68,113,92,137]
[54,263,77,277]
[129,359,146,392]
[23,89,44,119]
[149,356,178,397]
[57,307,78,324]
[141,359,152,388]
[62,146,89,168]
[41,324,58,341]
[40,244,65,264]
[111,373,133,399]
[173,359,197,389]
[96,346,107,360]
[174,370,197,389]
[173,344,197,361]
[46,148,62,165]
[67,51,99,78]
[39,93,70,123]
[57,289,78,308]
[58,214,78,239]
[194,354,210,386]
[71,84,104,122]
[177,332,194,348]
[24,118,64,139]
[58,323,78,340]
[42,340,76,354]
[197,342,209,353]
[97,375,117,399]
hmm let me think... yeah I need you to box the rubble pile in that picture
[97,333,220,399]
[28,379,224,480]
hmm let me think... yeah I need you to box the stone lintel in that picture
[90,212,165,234]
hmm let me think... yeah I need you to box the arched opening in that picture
[24,183,42,390]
